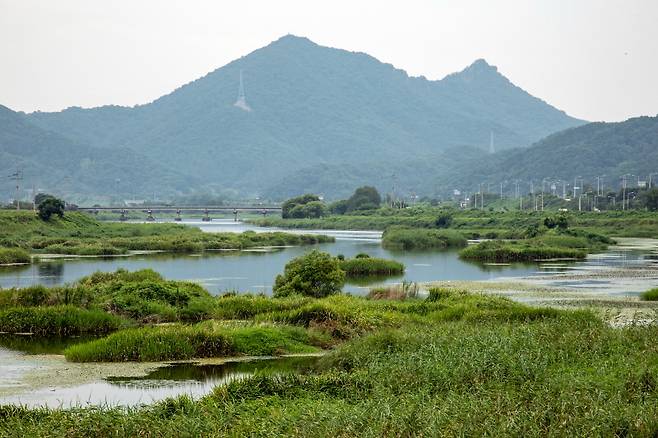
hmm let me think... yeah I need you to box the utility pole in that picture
[9,170,23,211]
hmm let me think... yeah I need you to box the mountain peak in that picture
[461,58,499,76]
[268,34,317,48]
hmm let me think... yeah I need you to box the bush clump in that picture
[273,250,345,298]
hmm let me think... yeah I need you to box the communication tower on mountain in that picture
[234,70,252,112]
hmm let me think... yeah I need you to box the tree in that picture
[289,201,327,218]
[346,186,381,212]
[434,212,453,228]
[328,199,349,215]
[37,197,65,221]
[34,193,55,206]
[282,194,322,218]
[642,188,658,211]
[273,250,345,298]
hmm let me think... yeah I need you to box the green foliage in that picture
[434,212,453,228]
[273,250,345,298]
[37,197,65,221]
[346,186,381,212]
[0,248,31,264]
[282,194,322,219]
[382,227,467,250]
[289,201,327,219]
[640,288,658,301]
[544,214,569,230]
[338,257,404,276]
[63,322,318,362]
[0,211,333,256]
[459,240,586,262]
[0,306,128,335]
[642,188,658,211]
[328,199,348,215]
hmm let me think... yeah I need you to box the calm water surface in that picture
[0,219,542,294]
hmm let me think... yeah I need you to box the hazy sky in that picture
[1,0,657,121]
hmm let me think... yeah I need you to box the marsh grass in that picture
[459,239,586,262]
[382,227,467,250]
[0,248,31,265]
[0,306,128,335]
[2,298,656,436]
[0,211,333,258]
[367,281,419,300]
[339,257,404,276]
[63,321,320,362]
[640,288,658,301]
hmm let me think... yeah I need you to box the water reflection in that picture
[0,222,557,294]
[0,334,98,355]
[0,356,318,408]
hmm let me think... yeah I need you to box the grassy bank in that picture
[0,306,128,335]
[382,227,467,250]
[0,269,217,324]
[2,292,657,436]
[64,322,320,362]
[250,207,658,238]
[0,248,31,265]
[0,211,333,257]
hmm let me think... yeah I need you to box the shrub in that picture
[273,250,345,298]
[640,288,658,301]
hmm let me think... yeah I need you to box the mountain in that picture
[18,35,584,199]
[436,115,658,194]
[0,105,198,203]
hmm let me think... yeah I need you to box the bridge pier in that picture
[202,208,211,222]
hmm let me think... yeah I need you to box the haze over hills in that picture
[0,34,587,201]
[437,115,658,196]
[0,105,199,202]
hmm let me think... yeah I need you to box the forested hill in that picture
[18,35,583,199]
[0,105,198,202]
[435,115,658,192]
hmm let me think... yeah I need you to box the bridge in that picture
[76,205,281,222]
[77,205,281,212]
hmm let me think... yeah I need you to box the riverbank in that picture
[0,211,333,262]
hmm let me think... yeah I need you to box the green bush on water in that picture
[0,248,31,265]
[382,227,467,250]
[0,306,128,335]
[63,321,320,362]
[338,256,404,276]
[640,288,658,301]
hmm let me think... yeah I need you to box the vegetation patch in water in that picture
[338,254,404,276]
[382,227,467,250]
[0,248,31,265]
